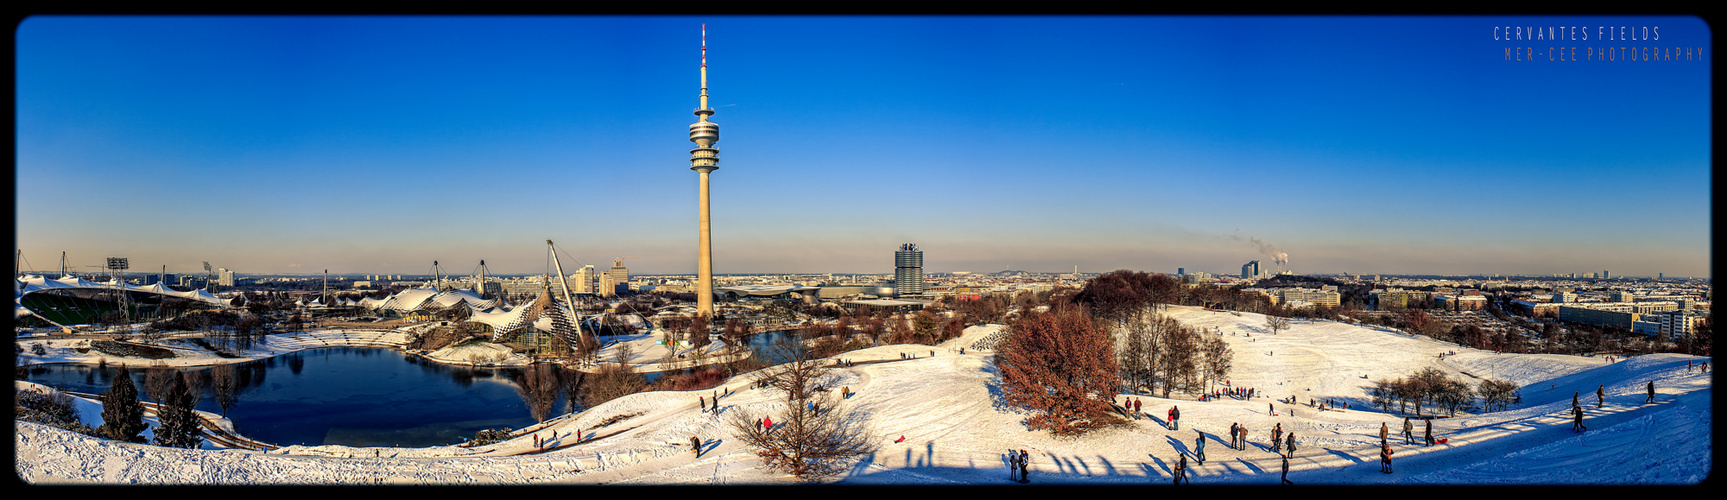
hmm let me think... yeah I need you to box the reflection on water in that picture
[21,347,552,448]
[22,330,815,448]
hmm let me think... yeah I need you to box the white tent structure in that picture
[15,274,229,329]
[15,274,227,307]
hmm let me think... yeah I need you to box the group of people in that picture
[1223,386,1256,400]
[1686,360,1709,373]
[1378,417,1432,473]
[1006,449,1030,483]
[1167,406,1182,430]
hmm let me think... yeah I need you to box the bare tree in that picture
[1200,332,1233,392]
[515,362,563,423]
[211,364,238,416]
[998,307,1123,435]
[580,344,647,409]
[1265,315,1290,336]
[728,335,873,480]
[1477,378,1521,412]
[144,365,176,405]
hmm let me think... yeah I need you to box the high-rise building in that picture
[599,265,629,297]
[689,25,720,317]
[1241,261,1261,280]
[218,267,236,287]
[574,265,597,294]
[895,243,924,298]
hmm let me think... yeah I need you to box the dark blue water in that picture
[20,347,554,448]
[21,331,808,448]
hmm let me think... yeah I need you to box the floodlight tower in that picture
[689,24,721,318]
[107,257,129,326]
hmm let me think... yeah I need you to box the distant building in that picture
[1278,288,1340,307]
[1241,261,1261,280]
[1435,294,1486,311]
[600,265,629,297]
[575,265,597,294]
[1611,291,1635,303]
[1557,305,1636,329]
[895,243,924,298]
[218,268,236,287]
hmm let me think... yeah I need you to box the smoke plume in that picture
[1250,238,1289,269]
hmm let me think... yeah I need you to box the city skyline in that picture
[14,16,1711,278]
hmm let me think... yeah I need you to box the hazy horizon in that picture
[15,16,1711,278]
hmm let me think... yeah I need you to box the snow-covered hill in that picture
[14,306,1711,484]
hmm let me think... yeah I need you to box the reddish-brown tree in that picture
[997,308,1123,435]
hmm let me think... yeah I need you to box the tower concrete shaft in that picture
[689,25,719,317]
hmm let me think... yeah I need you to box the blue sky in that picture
[14,16,1711,278]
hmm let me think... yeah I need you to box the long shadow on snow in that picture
[1324,447,1365,464]
[1164,435,1191,459]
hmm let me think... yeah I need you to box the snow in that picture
[14,306,1711,485]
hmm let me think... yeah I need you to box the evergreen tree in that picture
[152,371,203,449]
[98,365,148,443]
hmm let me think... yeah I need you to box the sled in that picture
[1436,438,1448,444]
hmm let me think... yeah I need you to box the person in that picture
[1646,381,1655,403]
[1008,449,1019,482]
[691,436,701,457]
[1380,422,1388,443]
[1173,454,1188,485]
[1281,455,1293,485]
[1134,398,1142,416]
[1688,360,1693,372]
[1424,420,1434,446]
[1286,432,1296,457]
[699,396,705,412]
[1572,392,1579,410]
[1167,408,1175,429]
[1272,424,1282,453]
[764,416,773,432]
[1172,406,1180,430]
[1269,402,1275,415]
[1597,384,1605,408]
[1230,423,1239,449]
[1572,405,1587,432]
[1380,441,1394,474]
[1195,431,1206,464]
[1403,417,1414,445]
[1019,449,1030,483]
[1239,424,1248,450]
[894,435,906,443]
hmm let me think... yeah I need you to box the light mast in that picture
[689,24,720,317]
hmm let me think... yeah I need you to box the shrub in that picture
[468,428,514,446]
